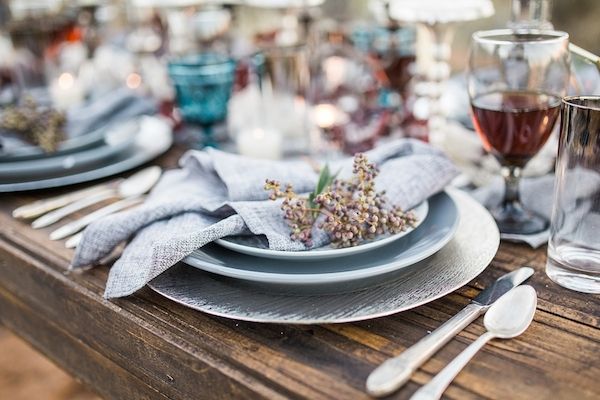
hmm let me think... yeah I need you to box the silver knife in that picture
[366,267,534,397]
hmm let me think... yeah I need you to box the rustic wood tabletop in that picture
[0,146,599,400]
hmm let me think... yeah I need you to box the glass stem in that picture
[501,166,523,210]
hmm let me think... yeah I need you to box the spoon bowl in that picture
[409,286,537,400]
[484,285,537,339]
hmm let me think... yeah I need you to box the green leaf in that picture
[308,164,339,210]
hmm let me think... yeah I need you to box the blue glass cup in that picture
[168,53,236,144]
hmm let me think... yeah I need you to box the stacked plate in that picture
[0,115,173,192]
[149,189,500,324]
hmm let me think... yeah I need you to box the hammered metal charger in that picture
[148,189,499,324]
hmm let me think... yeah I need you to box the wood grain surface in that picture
[0,146,599,400]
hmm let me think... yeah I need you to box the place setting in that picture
[0,85,173,193]
[1,0,599,399]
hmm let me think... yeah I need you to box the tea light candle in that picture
[237,127,283,160]
[50,72,84,110]
[313,103,349,129]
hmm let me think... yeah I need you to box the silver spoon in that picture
[410,285,537,400]
[31,166,162,228]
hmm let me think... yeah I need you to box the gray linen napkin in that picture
[470,169,600,248]
[0,88,156,152]
[71,139,459,298]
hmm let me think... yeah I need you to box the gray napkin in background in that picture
[470,168,600,248]
[470,175,555,248]
[71,139,458,298]
[0,87,156,152]
[66,87,156,138]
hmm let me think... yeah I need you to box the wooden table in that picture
[1,146,599,400]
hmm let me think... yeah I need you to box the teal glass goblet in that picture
[168,53,236,146]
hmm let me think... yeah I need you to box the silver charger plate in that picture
[184,193,457,286]
[148,189,500,324]
[0,116,172,192]
[215,201,429,261]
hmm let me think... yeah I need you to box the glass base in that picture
[546,253,600,294]
[176,122,228,149]
[492,204,549,235]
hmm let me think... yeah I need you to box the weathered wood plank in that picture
[0,286,171,400]
[0,241,290,400]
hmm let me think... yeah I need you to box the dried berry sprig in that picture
[265,179,317,247]
[265,154,417,248]
[0,97,66,152]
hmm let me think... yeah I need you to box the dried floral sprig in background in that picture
[0,97,66,152]
[265,154,417,248]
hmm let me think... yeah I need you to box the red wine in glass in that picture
[471,90,561,167]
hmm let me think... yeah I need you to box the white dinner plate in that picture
[215,200,429,261]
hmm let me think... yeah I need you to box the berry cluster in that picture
[1,97,66,152]
[265,179,316,247]
[265,154,417,248]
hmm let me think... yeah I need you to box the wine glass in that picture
[468,29,570,234]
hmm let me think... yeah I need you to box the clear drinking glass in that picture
[547,96,600,293]
[468,30,570,234]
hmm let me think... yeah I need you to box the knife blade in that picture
[473,267,534,306]
[366,266,534,397]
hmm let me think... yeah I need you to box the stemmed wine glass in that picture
[468,29,570,234]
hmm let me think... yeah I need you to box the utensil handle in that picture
[12,181,120,219]
[51,195,145,240]
[65,231,84,249]
[366,303,484,397]
[31,189,116,229]
[410,332,494,400]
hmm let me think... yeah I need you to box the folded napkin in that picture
[72,139,459,298]
[0,87,156,153]
[470,176,555,248]
[470,168,600,248]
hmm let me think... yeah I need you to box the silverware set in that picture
[366,267,536,399]
[12,166,162,248]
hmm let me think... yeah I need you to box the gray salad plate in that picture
[215,200,429,261]
[183,191,458,287]
[0,116,172,192]
[149,189,500,324]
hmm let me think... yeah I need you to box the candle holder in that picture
[307,19,392,157]
[388,0,494,147]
